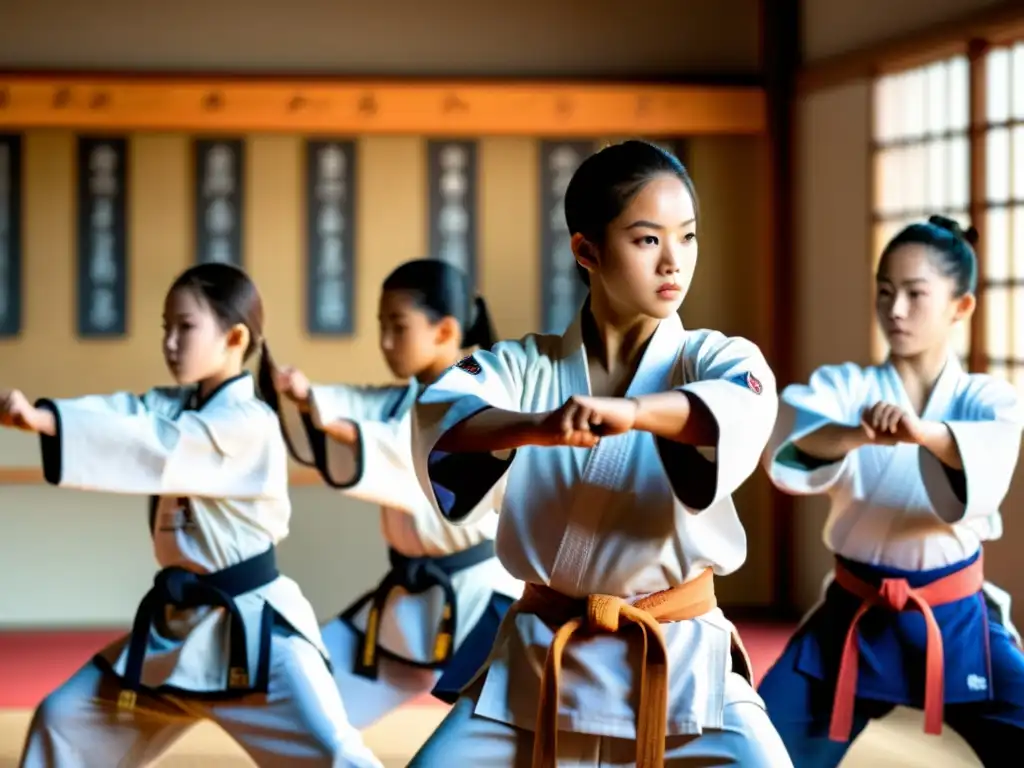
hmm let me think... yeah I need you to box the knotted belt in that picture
[512,568,746,768]
[354,539,496,679]
[118,546,279,710]
[829,553,985,742]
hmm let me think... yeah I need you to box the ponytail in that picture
[381,258,498,348]
[463,295,496,350]
[255,339,280,412]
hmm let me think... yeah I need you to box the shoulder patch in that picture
[455,355,482,376]
[728,370,763,395]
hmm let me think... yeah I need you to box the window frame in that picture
[868,52,974,366]
[870,37,1024,390]
[976,40,1024,388]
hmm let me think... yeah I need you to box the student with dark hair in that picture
[2,263,382,768]
[761,215,1024,766]
[405,140,792,766]
[266,258,522,740]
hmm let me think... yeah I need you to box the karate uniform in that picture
[19,373,382,768]
[760,354,1024,767]
[405,308,794,767]
[272,377,522,729]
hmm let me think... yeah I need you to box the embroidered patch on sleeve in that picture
[455,355,482,376]
[728,371,763,395]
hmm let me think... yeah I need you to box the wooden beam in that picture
[0,466,324,487]
[798,1,1024,94]
[762,0,800,618]
[0,75,766,136]
[968,39,989,375]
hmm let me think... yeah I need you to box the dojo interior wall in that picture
[0,133,773,627]
[793,0,1024,619]
[7,0,1014,631]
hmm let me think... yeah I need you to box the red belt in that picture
[829,554,985,742]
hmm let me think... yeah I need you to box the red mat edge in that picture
[0,623,794,710]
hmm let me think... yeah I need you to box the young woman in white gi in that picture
[760,216,1024,766]
[404,140,793,767]
[1,263,382,768]
[265,259,523,730]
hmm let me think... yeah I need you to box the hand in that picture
[859,401,927,445]
[272,366,311,404]
[533,395,639,448]
[0,389,45,433]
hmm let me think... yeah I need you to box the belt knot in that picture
[878,578,911,611]
[586,594,626,632]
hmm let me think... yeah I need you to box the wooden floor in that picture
[0,704,982,767]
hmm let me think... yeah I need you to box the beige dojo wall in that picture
[794,0,1024,620]
[0,131,772,627]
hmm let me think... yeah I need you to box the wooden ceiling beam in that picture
[0,75,766,136]
[799,1,1024,94]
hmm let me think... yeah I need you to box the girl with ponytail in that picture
[264,258,522,735]
[4,262,382,768]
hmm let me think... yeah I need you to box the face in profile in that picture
[162,287,241,385]
[875,244,974,357]
[577,173,698,320]
[377,289,449,379]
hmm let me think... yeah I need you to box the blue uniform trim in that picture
[426,400,514,524]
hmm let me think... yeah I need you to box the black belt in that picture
[118,546,279,709]
[353,539,496,679]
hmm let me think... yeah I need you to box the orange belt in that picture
[511,568,723,768]
[829,555,985,742]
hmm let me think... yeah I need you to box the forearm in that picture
[632,391,718,446]
[793,423,868,462]
[918,421,963,470]
[322,418,358,445]
[32,404,57,437]
[435,408,544,453]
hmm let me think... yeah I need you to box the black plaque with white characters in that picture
[539,140,595,335]
[0,134,21,337]
[194,139,244,266]
[305,140,356,335]
[428,140,477,288]
[77,136,128,337]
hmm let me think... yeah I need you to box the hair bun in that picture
[928,214,978,247]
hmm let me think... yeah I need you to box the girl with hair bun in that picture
[761,215,1024,765]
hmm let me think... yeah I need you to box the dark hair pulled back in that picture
[879,214,979,297]
[563,140,698,286]
[382,259,496,349]
[168,262,279,405]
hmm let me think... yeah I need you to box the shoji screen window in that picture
[872,56,971,363]
[983,42,1024,392]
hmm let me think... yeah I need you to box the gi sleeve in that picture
[763,363,866,496]
[412,343,525,526]
[920,376,1024,523]
[311,415,428,513]
[36,393,283,500]
[657,332,779,511]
